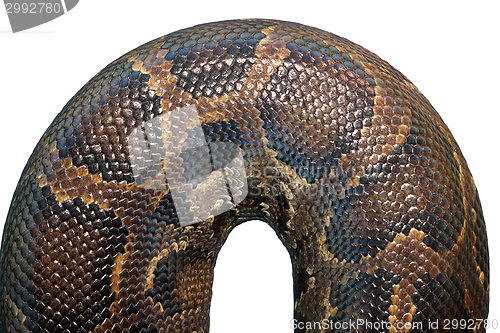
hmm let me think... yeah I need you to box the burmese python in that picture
[0,19,489,333]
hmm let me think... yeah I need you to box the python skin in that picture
[0,19,488,333]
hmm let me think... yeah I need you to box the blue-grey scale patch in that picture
[256,97,339,184]
[328,269,401,333]
[165,31,265,99]
[202,119,246,149]
[154,192,181,228]
[178,119,247,183]
[324,185,394,263]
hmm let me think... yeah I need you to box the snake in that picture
[0,19,489,333]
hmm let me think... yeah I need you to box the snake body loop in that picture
[0,19,488,332]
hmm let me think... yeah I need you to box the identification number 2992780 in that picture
[443,319,497,330]
[5,2,62,14]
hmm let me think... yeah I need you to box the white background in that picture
[0,1,498,332]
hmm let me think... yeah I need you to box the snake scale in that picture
[0,19,489,333]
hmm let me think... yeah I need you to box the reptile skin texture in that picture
[0,19,488,333]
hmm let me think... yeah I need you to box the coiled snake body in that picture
[0,19,489,332]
